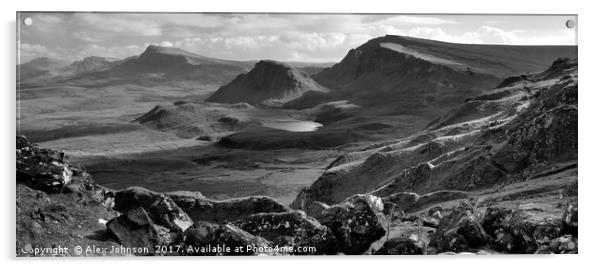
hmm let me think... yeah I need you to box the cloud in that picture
[74,44,144,60]
[172,33,372,62]
[374,15,457,26]
[72,13,163,37]
[18,43,58,63]
[160,41,174,47]
[18,13,576,62]
[402,26,576,45]
[72,32,100,43]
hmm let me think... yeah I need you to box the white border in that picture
[2,0,599,268]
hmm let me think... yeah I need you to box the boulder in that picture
[546,235,578,254]
[233,211,337,255]
[16,135,73,192]
[106,207,177,252]
[114,187,193,232]
[313,194,387,254]
[302,200,331,219]
[480,207,562,254]
[183,221,271,256]
[168,193,290,223]
[429,202,489,253]
[374,237,425,255]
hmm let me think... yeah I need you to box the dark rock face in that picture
[312,194,387,254]
[375,237,425,255]
[17,135,72,192]
[106,207,177,252]
[168,193,290,224]
[233,211,337,255]
[429,202,490,252]
[114,187,193,232]
[183,221,271,256]
[207,60,328,105]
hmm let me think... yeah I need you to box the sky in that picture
[17,13,577,63]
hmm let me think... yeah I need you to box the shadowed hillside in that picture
[292,58,577,207]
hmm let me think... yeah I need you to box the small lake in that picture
[261,120,323,132]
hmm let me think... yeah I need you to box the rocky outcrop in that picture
[291,141,450,208]
[233,211,337,255]
[16,136,121,256]
[17,135,73,192]
[183,221,271,256]
[207,60,328,105]
[311,194,387,254]
[375,237,425,255]
[106,207,178,252]
[479,205,577,254]
[113,187,193,232]
[168,192,290,223]
[428,202,490,252]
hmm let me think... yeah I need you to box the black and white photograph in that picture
[14,11,578,257]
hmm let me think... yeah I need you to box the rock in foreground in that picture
[312,194,387,254]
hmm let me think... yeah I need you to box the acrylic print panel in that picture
[16,12,577,256]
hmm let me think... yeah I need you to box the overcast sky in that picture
[17,13,577,63]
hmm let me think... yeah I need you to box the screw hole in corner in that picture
[23,17,33,26]
[565,19,575,29]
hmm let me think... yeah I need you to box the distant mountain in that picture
[207,60,329,105]
[18,45,256,86]
[111,45,254,84]
[120,45,253,71]
[18,57,70,80]
[68,56,120,73]
[359,35,577,78]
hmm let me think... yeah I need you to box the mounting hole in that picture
[23,17,33,26]
[565,19,575,29]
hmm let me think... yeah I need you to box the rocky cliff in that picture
[287,35,575,118]
[287,38,500,116]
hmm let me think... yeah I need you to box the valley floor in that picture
[18,81,431,205]
[72,144,346,205]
